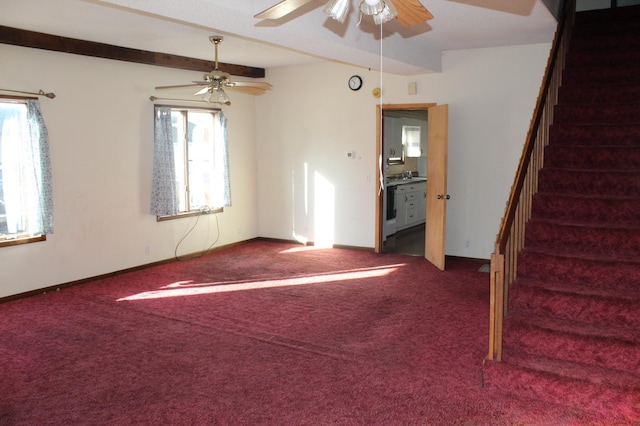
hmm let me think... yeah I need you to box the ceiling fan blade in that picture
[155,83,204,90]
[226,86,269,96]
[254,0,315,19]
[394,0,434,26]
[232,81,273,91]
[193,87,210,96]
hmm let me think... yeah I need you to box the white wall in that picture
[255,62,382,248]
[0,44,259,298]
[1,40,552,298]
[256,43,551,258]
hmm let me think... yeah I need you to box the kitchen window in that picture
[403,125,422,158]
[151,105,231,220]
[0,97,54,247]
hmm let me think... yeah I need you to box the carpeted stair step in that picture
[573,4,640,28]
[525,217,640,256]
[572,19,640,38]
[570,33,640,52]
[509,277,640,329]
[531,192,640,226]
[566,49,640,69]
[538,168,640,196]
[503,311,640,373]
[558,83,640,104]
[543,145,640,169]
[573,22,640,39]
[517,246,640,292]
[549,123,640,146]
[554,103,640,125]
[483,349,640,422]
[562,66,640,86]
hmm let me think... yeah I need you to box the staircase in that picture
[483,5,640,422]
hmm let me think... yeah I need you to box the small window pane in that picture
[403,125,422,158]
[187,112,215,210]
[0,103,28,237]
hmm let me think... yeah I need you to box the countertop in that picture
[386,177,427,187]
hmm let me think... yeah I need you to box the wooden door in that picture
[425,104,448,270]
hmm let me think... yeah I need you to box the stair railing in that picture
[488,0,576,361]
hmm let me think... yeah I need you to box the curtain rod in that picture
[149,96,227,106]
[0,89,56,99]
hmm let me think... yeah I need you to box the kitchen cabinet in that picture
[384,116,403,162]
[394,181,426,231]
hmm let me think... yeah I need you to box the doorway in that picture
[374,103,449,270]
[381,107,428,256]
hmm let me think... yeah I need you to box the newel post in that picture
[488,245,505,361]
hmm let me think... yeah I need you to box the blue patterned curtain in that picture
[25,100,54,235]
[150,107,178,216]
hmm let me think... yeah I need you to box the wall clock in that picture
[348,75,363,91]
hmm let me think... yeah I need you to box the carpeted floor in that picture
[0,240,620,425]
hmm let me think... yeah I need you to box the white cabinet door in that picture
[406,192,418,225]
[384,116,403,161]
[395,188,408,229]
[418,187,427,223]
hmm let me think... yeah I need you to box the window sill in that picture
[156,208,223,222]
[0,234,46,248]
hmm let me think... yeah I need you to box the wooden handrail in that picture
[488,0,576,361]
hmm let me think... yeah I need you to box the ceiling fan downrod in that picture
[209,35,223,71]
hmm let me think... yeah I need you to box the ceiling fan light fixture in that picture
[372,0,397,24]
[324,0,350,23]
[204,87,231,106]
[359,0,385,16]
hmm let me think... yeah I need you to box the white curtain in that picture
[26,100,54,235]
[150,107,178,216]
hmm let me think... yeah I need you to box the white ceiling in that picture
[1,0,558,75]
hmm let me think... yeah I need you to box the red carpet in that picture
[0,240,616,424]
[483,5,640,423]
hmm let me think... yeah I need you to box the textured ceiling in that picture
[1,0,558,75]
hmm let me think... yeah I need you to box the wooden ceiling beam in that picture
[0,25,265,78]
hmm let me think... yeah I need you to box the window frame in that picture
[0,95,50,247]
[154,104,227,222]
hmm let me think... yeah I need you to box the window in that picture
[402,125,422,158]
[151,105,231,219]
[0,98,54,246]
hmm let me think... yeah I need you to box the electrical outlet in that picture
[464,240,471,249]
[144,245,150,255]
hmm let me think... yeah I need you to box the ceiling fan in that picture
[154,36,273,106]
[255,0,433,26]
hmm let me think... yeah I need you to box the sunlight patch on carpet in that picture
[117,265,403,301]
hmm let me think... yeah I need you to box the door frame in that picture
[374,103,435,254]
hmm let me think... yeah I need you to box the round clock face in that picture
[348,75,363,91]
